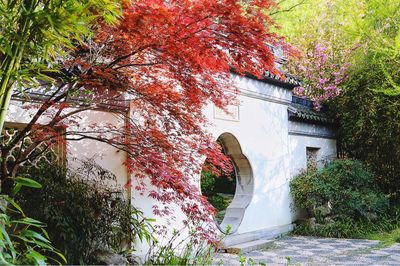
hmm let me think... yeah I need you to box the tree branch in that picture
[113,62,160,70]
[106,44,155,69]
[5,85,70,152]
[270,0,307,16]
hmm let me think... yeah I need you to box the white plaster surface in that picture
[6,73,338,252]
[6,101,129,189]
[205,76,293,235]
[289,134,337,176]
[204,75,337,237]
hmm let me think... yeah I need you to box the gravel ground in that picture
[213,236,400,265]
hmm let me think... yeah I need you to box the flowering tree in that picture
[273,0,358,109]
[2,0,290,244]
[292,42,350,110]
[275,0,400,195]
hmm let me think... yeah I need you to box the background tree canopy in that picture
[0,0,121,134]
[274,0,400,199]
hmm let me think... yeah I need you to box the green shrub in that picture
[16,159,154,264]
[209,194,230,212]
[0,194,66,265]
[145,221,222,265]
[293,214,400,240]
[209,194,231,224]
[331,51,400,200]
[201,169,235,224]
[290,159,389,220]
[201,170,236,197]
[200,171,216,197]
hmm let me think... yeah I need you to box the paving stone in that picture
[213,236,400,265]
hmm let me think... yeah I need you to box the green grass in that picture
[366,227,400,247]
[293,215,400,247]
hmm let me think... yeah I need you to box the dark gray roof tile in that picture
[288,96,336,125]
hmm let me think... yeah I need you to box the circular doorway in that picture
[201,133,254,234]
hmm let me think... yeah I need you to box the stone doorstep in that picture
[220,238,275,254]
[218,223,294,254]
[222,223,294,246]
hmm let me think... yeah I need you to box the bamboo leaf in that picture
[13,177,42,189]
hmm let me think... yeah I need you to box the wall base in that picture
[221,223,294,248]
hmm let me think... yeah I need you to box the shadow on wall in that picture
[65,110,128,188]
[237,98,293,229]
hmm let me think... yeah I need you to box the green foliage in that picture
[145,226,215,265]
[0,187,65,264]
[146,242,214,266]
[290,159,400,241]
[274,0,400,198]
[16,160,154,264]
[290,159,389,220]
[201,170,236,197]
[209,194,231,224]
[367,227,400,247]
[333,72,400,196]
[209,194,230,213]
[238,255,257,266]
[201,171,231,212]
[0,0,120,65]
[274,0,359,65]
[330,0,400,197]
[201,169,235,223]
[200,171,216,197]
[145,224,234,265]
[0,0,121,133]
[293,214,400,240]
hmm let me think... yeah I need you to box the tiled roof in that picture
[288,96,336,125]
[240,70,302,89]
[264,70,302,87]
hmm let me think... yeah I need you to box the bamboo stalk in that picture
[0,0,36,136]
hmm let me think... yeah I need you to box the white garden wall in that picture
[6,72,337,252]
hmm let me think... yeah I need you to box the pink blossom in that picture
[293,42,350,110]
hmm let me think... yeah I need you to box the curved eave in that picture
[231,69,302,90]
[288,110,337,126]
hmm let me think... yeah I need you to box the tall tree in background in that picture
[273,0,357,107]
[334,0,400,196]
[3,0,290,242]
[274,0,400,197]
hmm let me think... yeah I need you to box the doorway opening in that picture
[201,133,254,234]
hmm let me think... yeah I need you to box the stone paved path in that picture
[213,236,400,265]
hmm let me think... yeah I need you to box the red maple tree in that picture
[3,0,290,243]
